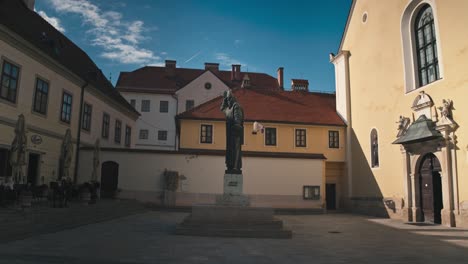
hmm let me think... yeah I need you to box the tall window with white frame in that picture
[329,131,339,148]
[141,100,150,112]
[125,125,131,147]
[114,120,122,144]
[139,129,149,140]
[0,61,20,103]
[415,5,440,87]
[102,113,110,139]
[158,130,167,141]
[200,124,212,144]
[60,92,72,124]
[160,100,169,113]
[295,129,306,147]
[33,78,49,115]
[265,127,277,146]
[370,129,379,168]
[82,103,92,131]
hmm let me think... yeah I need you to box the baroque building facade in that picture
[331,0,468,227]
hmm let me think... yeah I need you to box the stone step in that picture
[175,226,292,239]
[180,219,285,229]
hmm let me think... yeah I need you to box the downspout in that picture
[73,81,88,184]
[172,94,179,151]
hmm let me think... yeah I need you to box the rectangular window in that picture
[295,129,306,147]
[141,100,150,112]
[125,125,131,147]
[102,113,110,138]
[82,103,92,131]
[303,186,320,200]
[200,124,213,144]
[139,129,149,140]
[329,131,339,148]
[130,99,136,108]
[33,78,49,114]
[114,120,122,143]
[60,92,73,123]
[185,100,194,111]
[265,127,277,146]
[160,100,169,113]
[0,61,20,103]
[158,130,168,141]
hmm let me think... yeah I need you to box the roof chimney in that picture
[277,67,284,89]
[231,64,241,81]
[204,62,219,72]
[165,60,176,77]
[23,0,35,10]
[291,79,309,92]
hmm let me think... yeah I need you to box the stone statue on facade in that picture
[438,99,453,119]
[59,129,73,180]
[396,115,410,137]
[9,114,27,183]
[220,90,244,174]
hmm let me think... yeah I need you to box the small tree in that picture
[163,169,179,191]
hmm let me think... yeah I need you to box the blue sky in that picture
[35,0,351,92]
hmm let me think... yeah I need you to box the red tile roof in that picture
[116,66,281,93]
[0,0,139,117]
[177,89,345,126]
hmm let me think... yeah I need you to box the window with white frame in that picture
[414,5,440,87]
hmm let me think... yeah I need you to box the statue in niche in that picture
[220,90,244,174]
[438,99,453,119]
[59,129,73,180]
[371,133,379,168]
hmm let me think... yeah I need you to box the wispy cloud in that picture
[47,0,161,65]
[234,39,243,47]
[215,53,244,67]
[184,51,202,64]
[37,10,66,32]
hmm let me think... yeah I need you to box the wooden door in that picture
[419,154,442,224]
[101,161,119,198]
[326,184,336,210]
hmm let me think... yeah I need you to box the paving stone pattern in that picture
[0,211,467,263]
[0,199,146,244]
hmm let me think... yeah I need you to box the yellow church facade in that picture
[332,0,468,227]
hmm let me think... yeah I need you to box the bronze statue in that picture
[220,90,244,174]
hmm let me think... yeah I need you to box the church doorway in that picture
[419,153,443,224]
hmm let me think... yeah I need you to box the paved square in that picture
[0,212,467,264]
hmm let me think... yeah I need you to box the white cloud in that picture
[234,39,243,46]
[37,10,65,32]
[215,53,244,67]
[47,0,161,65]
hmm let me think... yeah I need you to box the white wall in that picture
[176,71,229,114]
[332,53,349,124]
[79,149,325,208]
[119,92,177,150]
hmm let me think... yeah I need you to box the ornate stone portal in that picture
[393,91,459,227]
[176,90,291,238]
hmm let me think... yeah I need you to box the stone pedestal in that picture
[176,173,292,238]
[215,173,250,206]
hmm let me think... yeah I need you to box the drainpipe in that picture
[73,81,88,184]
[172,94,179,151]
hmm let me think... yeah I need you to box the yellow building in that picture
[177,88,346,209]
[0,1,139,186]
[331,0,468,226]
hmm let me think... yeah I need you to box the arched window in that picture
[415,5,439,87]
[370,129,379,168]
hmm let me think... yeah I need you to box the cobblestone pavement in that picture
[0,211,467,264]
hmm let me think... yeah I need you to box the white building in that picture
[116,61,284,150]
